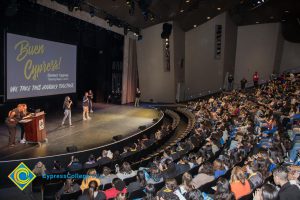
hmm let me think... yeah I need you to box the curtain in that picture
[122,37,138,104]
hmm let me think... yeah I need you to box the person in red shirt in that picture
[253,71,259,88]
[104,178,127,199]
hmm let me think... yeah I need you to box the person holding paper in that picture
[82,92,91,121]
[5,104,25,147]
[61,96,73,127]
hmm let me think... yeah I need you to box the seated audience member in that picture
[80,169,101,191]
[115,193,126,200]
[253,183,279,200]
[97,150,112,166]
[214,177,234,200]
[51,160,66,174]
[273,166,300,200]
[192,162,214,189]
[162,160,180,179]
[56,179,80,200]
[104,178,127,199]
[179,172,195,195]
[213,159,227,179]
[287,166,300,186]
[246,162,264,189]
[127,170,147,194]
[84,154,97,168]
[78,180,106,200]
[144,184,156,200]
[156,178,181,200]
[113,150,121,160]
[177,156,191,174]
[230,166,251,199]
[116,162,137,180]
[147,166,163,184]
[120,146,133,158]
[100,166,117,186]
[32,161,47,176]
[67,156,83,171]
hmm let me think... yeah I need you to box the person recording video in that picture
[61,96,73,127]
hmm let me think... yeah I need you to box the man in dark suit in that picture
[273,166,300,200]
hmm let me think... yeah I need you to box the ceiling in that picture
[78,0,300,31]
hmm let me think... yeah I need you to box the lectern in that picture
[21,111,47,143]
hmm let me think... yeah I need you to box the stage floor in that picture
[0,104,160,161]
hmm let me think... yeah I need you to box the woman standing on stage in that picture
[5,104,24,147]
[88,89,94,113]
[61,96,73,127]
[135,88,141,107]
[83,92,91,121]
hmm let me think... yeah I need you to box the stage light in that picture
[185,0,190,3]
[180,9,184,13]
[193,24,197,28]
[256,21,260,24]
[207,16,211,19]
[126,0,130,5]
[217,7,221,10]
[284,10,289,13]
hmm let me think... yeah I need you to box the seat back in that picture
[128,188,146,200]
[60,190,82,200]
[43,181,64,200]
[123,176,137,185]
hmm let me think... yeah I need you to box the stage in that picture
[0,103,161,161]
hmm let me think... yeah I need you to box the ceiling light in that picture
[180,9,184,13]
[217,7,221,11]
[207,16,211,20]
[185,0,190,3]
[193,24,197,28]
[256,21,260,24]
[284,10,289,13]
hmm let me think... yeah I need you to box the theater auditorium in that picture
[0,0,300,200]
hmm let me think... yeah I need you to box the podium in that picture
[21,112,47,143]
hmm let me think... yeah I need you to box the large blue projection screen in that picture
[6,33,77,100]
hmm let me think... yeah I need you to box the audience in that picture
[27,72,300,200]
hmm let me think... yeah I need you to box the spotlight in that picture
[126,0,130,5]
[180,9,184,13]
[207,16,211,19]
[217,7,221,10]
[193,24,197,28]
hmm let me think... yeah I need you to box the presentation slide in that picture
[6,33,77,100]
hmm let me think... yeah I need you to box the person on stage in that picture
[19,104,31,143]
[135,88,141,107]
[88,89,94,113]
[253,71,259,88]
[61,96,73,127]
[83,92,91,121]
[5,104,25,147]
